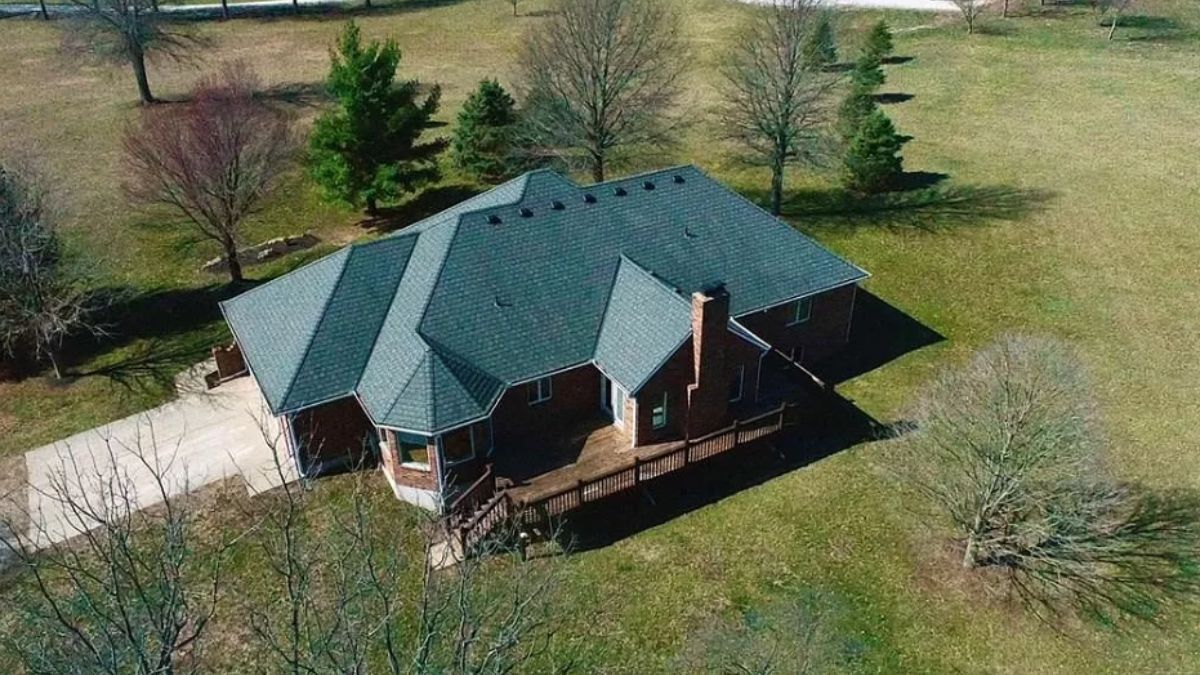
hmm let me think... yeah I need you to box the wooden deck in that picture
[495,417,683,505]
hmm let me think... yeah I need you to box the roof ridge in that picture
[382,347,434,426]
[350,235,421,397]
[588,164,698,188]
[617,254,692,307]
[277,246,354,408]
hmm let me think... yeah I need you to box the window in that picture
[441,429,475,465]
[472,422,493,457]
[729,365,745,402]
[651,392,668,429]
[396,432,430,470]
[528,376,553,405]
[788,297,813,326]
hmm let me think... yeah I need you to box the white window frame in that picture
[729,365,745,403]
[528,376,553,405]
[396,432,432,472]
[788,297,813,326]
[651,392,668,430]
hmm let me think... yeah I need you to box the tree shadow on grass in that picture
[257,81,331,109]
[875,92,914,104]
[360,184,484,233]
[61,282,256,389]
[775,182,1055,232]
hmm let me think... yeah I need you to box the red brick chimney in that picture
[687,284,730,438]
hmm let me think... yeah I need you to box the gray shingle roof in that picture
[221,165,868,434]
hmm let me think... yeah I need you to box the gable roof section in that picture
[594,257,693,394]
[222,165,868,434]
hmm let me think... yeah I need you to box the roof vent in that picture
[583,193,597,204]
[673,175,685,184]
[684,226,698,239]
[550,200,565,210]
[493,295,512,308]
[519,207,534,218]
[614,187,627,196]
[642,181,655,191]
[487,214,502,225]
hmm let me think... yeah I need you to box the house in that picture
[218,166,868,512]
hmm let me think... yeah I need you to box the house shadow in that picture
[360,184,483,233]
[807,289,944,385]
[552,396,891,553]
[526,293,940,552]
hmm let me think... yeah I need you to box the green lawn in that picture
[1,0,1199,671]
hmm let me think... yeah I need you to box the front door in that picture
[601,376,625,425]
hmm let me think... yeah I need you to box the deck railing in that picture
[455,402,795,551]
[446,464,496,525]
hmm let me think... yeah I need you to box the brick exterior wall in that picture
[380,428,439,492]
[633,327,766,446]
[491,364,602,448]
[686,289,730,438]
[736,284,857,364]
[291,396,376,469]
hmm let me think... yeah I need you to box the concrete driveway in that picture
[21,365,296,547]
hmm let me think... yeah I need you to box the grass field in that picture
[1,0,1199,671]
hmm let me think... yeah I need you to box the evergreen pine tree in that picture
[850,50,885,92]
[843,109,906,193]
[309,22,444,215]
[865,20,894,61]
[837,85,878,142]
[802,13,838,69]
[452,79,520,182]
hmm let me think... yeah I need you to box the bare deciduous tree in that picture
[1099,0,1136,40]
[518,0,686,182]
[124,63,297,283]
[892,335,1200,623]
[61,0,202,104]
[246,435,568,674]
[0,431,225,674]
[719,0,839,216]
[951,0,985,34]
[0,164,102,379]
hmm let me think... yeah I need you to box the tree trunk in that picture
[366,195,378,217]
[292,0,299,13]
[47,349,62,380]
[769,155,784,216]
[591,154,605,183]
[1108,14,1119,40]
[131,48,155,104]
[150,0,159,11]
[1002,0,1009,17]
[221,0,229,19]
[224,239,244,283]
[364,0,371,7]
[38,0,48,19]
